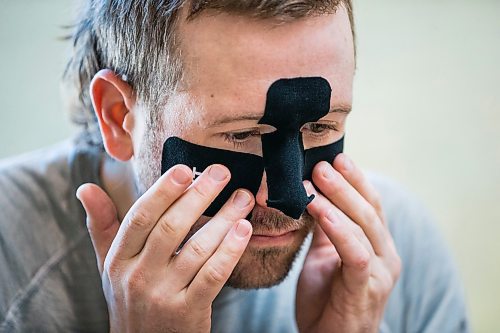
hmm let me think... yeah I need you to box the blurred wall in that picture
[350,2,500,332]
[1,0,499,332]
[0,1,77,157]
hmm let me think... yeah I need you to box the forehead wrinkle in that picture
[207,113,264,128]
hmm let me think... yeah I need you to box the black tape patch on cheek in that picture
[161,137,263,217]
[303,136,344,181]
[258,77,332,219]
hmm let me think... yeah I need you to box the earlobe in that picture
[90,69,136,161]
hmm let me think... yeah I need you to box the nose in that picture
[255,171,269,208]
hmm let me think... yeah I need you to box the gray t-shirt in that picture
[0,139,470,332]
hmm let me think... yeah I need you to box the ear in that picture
[90,69,136,161]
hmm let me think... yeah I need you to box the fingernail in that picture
[233,190,251,208]
[209,165,228,181]
[326,209,337,223]
[235,220,251,238]
[172,167,192,185]
[75,188,82,201]
[303,181,314,196]
[322,164,336,180]
[343,155,353,171]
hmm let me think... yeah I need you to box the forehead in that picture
[176,7,355,122]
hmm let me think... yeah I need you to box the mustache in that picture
[177,204,316,253]
[249,205,315,234]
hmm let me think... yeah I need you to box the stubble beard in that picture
[227,206,316,289]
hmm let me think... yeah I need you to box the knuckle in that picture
[189,281,210,300]
[123,269,147,296]
[171,258,191,274]
[157,212,180,238]
[221,242,242,261]
[148,288,177,310]
[371,192,383,209]
[149,289,166,308]
[206,264,228,284]
[369,281,388,302]
[173,305,189,319]
[351,223,365,239]
[127,209,151,231]
[379,270,396,296]
[336,225,352,245]
[86,218,99,235]
[188,239,209,258]
[192,179,212,200]
[352,253,370,270]
[154,185,174,204]
[391,254,402,279]
[329,178,346,195]
[363,206,379,223]
[103,257,121,277]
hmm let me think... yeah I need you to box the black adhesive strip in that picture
[303,136,344,181]
[160,135,343,219]
[161,137,263,217]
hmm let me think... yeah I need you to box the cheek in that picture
[127,107,146,155]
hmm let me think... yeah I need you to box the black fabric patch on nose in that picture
[160,77,344,219]
[258,77,332,219]
[161,137,263,217]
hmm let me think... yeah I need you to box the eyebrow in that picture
[208,105,352,127]
[329,105,352,115]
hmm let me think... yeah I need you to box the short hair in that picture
[63,0,355,145]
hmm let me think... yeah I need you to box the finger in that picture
[312,161,388,256]
[333,153,386,223]
[186,219,252,309]
[76,183,119,275]
[168,189,254,290]
[304,180,333,249]
[141,164,231,266]
[318,208,371,291]
[111,164,193,260]
[305,181,375,256]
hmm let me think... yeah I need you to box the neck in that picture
[100,155,137,221]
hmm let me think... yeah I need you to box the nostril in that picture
[255,172,268,207]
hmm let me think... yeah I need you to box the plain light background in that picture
[1,1,499,332]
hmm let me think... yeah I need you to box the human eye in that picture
[221,128,261,148]
[301,122,339,137]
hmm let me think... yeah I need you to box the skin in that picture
[76,5,401,333]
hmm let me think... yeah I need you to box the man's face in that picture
[134,6,354,288]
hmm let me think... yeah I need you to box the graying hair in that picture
[63,0,354,145]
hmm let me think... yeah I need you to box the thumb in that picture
[76,183,120,275]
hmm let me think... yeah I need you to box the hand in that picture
[76,164,254,333]
[296,154,401,333]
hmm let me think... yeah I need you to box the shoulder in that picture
[0,139,102,224]
[365,171,439,242]
[365,171,470,332]
[0,141,74,213]
[0,141,82,243]
[365,170,451,273]
[0,140,101,321]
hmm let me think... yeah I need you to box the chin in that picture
[225,226,311,289]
